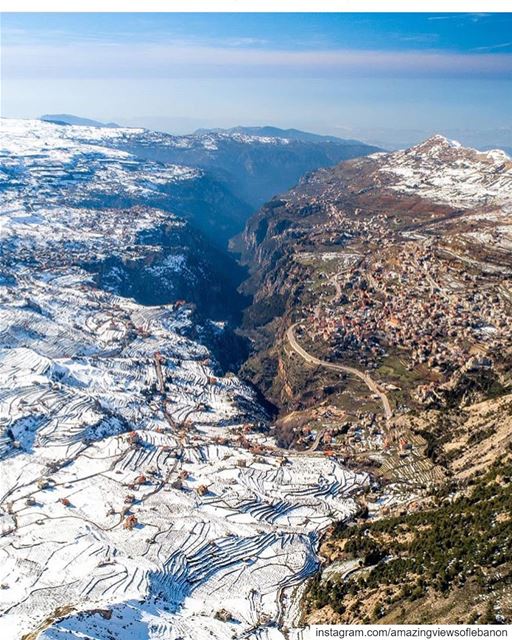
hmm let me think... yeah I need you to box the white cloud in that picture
[2,41,511,79]
[473,42,512,52]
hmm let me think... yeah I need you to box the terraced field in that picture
[0,271,370,639]
[0,118,372,639]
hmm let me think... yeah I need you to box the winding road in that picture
[286,323,392,420]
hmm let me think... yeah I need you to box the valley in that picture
[0,118,377,640]
[1,118,512,637]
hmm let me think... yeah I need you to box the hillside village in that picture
[241,135,512,625]
[301,240,512,380]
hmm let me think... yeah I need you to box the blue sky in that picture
[1,12,511,148]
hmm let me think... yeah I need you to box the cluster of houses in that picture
[304,241,511,375]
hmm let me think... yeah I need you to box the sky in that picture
[1,12,511,148]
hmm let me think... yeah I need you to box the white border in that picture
[1,1,511,12]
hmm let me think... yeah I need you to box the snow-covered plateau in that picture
[0,119,369,639]
[0,118,200,212]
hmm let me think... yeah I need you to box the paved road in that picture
[286,323,392,420]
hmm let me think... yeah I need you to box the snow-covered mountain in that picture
[1,118,252,248]
[374,134,512,208]
[31,117,380,209]
[0,118,371,640]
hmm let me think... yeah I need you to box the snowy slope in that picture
[375,135,512,209]
[0,118,369,640]
[0,118,199,210]
[0,273,367,640]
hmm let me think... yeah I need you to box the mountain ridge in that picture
[40,113,121,128]
[193,125,359,144]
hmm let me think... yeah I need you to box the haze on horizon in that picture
[1,12,511,149]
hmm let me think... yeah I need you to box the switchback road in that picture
[286,323,392,420]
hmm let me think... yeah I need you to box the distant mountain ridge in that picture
[41,113,120,128]
[112,127,382,208]
[194,125,357,144]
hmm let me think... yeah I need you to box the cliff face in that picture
[239,136,512,475]
[238,137,512,626]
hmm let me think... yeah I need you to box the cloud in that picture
[427,13,491,22]
[2,41,511,80]
[473,42,512,52]
[222,37,269,47]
